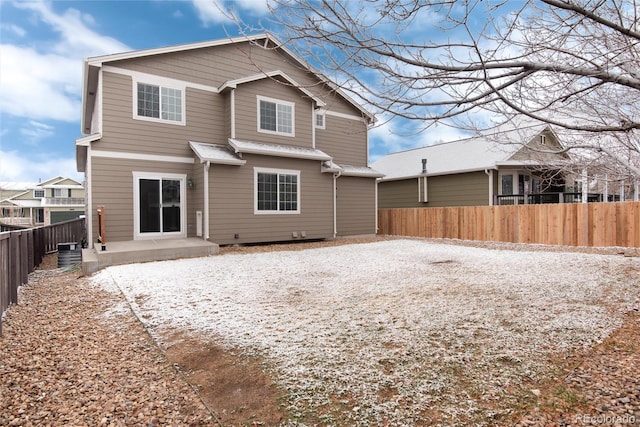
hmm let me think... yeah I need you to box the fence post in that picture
[8,232,19,306]
[97,206,106,251]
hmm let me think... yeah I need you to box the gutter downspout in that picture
[230,89,236,139]
[333,170,342,238]
[86,145,93,247]
[204,161,210,240]
[485,169,495,206]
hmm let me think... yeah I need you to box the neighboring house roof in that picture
[81,33,373,134]
[0,182,36,191]
[373,125,560,181]
[6,199,42,208]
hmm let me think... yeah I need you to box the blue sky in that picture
[0,0,469,183]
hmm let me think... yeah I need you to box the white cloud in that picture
[190,0,269,26]
[368,115,471,162]
[13,1,129,58]
[0,2,130,123]
[20,120,55,142]
[0,150,82,183]
[0,44,79,122]
[190,0,233,25]
[1,23,26,37]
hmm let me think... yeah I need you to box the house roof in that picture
[189,141,246,165]
[372,125,555,181]
[228,138,332,161]
[0,182,36,191]
[80,33,373,134]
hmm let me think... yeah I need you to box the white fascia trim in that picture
[92,150,195,164]
[87,34,270,67]
[326,110,368,122]
[76,133,102,146]
[103,65,219,93]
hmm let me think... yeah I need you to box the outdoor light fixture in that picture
[187,177,194,189]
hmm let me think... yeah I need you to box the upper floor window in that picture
[315,112,325,129]
[257,96,294,137]
[33,189,45,198]
[136,82,183,124]
[54,188,70,198]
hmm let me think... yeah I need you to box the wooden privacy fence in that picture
[378,201,640,248]
[0,218,85,334]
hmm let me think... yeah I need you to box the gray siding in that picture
[100,71,226,156]
[111,42,363,117]
[336,177,377,236]
[208,154,334,245]
[90,157,194,243]
[234,80,313,147]
[87,39,375,246]
[378,171,490,208]
[316,115,368,166]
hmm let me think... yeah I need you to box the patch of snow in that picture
[91,240,638,426]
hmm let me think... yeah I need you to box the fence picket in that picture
[378,202,640,248]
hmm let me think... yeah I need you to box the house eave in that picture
[189,141,246,166]
[228,138,332,161]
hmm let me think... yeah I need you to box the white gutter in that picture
[312,107,316,149]
[86,145,93,248]
[333,170,342,238]
[204,161,210,240]
[375,177,379,233]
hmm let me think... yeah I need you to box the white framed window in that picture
[254,167,300,214]
[134,80,185,125]
[540,135,546,145]
[315,111,325,129]
[33,189,45,198]
[257,95,295,137]
[54,188,69,198]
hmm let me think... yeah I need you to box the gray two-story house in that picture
[76,34,382,249]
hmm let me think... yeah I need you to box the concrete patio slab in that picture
[81,238,219,276]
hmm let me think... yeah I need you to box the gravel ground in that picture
[0,236,638,426]
[0,264,215,427]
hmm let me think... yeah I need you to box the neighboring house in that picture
[75,34,382,249]
[0,177,85,226]
[373,125,572,208]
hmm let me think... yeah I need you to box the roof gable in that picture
[219,70,326,108]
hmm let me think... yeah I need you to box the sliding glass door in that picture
[134,173,186,239]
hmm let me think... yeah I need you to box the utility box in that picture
[58,242,82,268]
